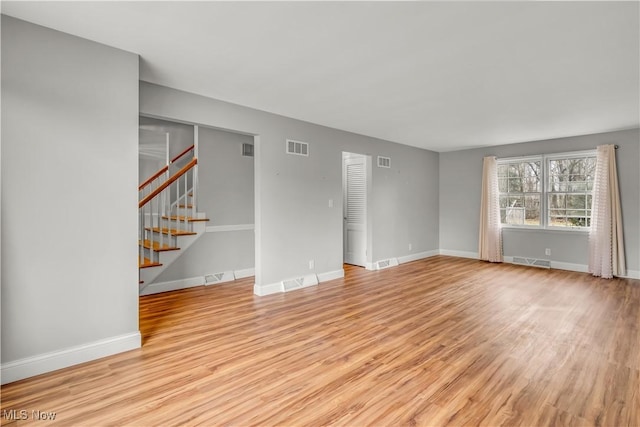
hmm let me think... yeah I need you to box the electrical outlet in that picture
[545,248,551,256]
[309,260,315,269]
[328,199,334,208]
[408,243,412,251]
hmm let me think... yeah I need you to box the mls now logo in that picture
[2,409,57,421]
[2,410,28,421]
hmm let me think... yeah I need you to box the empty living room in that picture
[1,1,639,426]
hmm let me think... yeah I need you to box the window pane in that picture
[567,195,586,209]
[568,181,587,192]
[523,177,540,192]
[497,158,542,228]
[508,178,522,192]
[551,217,568,227]
[525,161,541,177]
[524,195,540,225]
[505,195,525,224]
[498,178,508,193]
[547,156,595,228]
[549,194,566,209]
[568,217,587,227]
[506,208,524,225]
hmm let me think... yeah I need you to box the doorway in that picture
[342,152,371,268]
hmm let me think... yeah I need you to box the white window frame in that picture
[544,150,596,231]
[498,149,596,231]
[497,155,543,229]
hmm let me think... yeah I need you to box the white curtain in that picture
[479,156,503,262]
[588,144,625,278]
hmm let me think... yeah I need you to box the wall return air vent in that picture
[286,139,309,156]
[512,257,551,269]
[377,156,391,168]
[376,258,399,270]
[242,143,254,157]
[281,274,318,292]
[204,271,235,285]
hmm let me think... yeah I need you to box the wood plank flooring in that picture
[2,256,639,426]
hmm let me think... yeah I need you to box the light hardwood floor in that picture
[2,256,639,426]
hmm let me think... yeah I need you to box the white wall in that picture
[140,82,440,292]
[439,128,640,276]
[1,16,140,383]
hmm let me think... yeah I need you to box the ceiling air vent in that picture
[377,156,391,168]
[242,143,254,157]
[286,139,309,157]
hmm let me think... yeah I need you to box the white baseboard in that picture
[1,332,141,385]
[255,268,344,296]
[439,249,479,259]
[141,268,256,295]
[254,281,282,296]
[504,257,640,280]
[139,276,203,296]
[550,260,588,273]
[251,251,640,297]
[234,267,255,279]
[317,269,344,282]
[398,250,440,264]
[625,270,640,280]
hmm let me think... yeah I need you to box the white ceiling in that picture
[3,1,639,152]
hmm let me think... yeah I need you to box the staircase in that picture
[138,145,208,289]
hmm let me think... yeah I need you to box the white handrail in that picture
[138,155,197,275]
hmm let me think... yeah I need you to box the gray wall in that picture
[154,127,255,282]
[139,116,194,184]
[1,17,140,363]
[439,128,640,273]
[198,127,254,225]
[140,82,440,288]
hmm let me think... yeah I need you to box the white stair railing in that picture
[139,156,197,269]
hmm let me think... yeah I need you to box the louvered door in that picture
[344,156,367,266]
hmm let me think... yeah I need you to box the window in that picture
[497,151,596,229]
[498,158,541,226]
[547,154,596,228]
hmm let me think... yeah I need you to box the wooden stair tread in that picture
[162,215,209,222]
[139,239,180,252]
[138,256,162,268]
[145,227,197,236]
[177,204,194,209]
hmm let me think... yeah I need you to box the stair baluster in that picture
[138,156,201,280]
